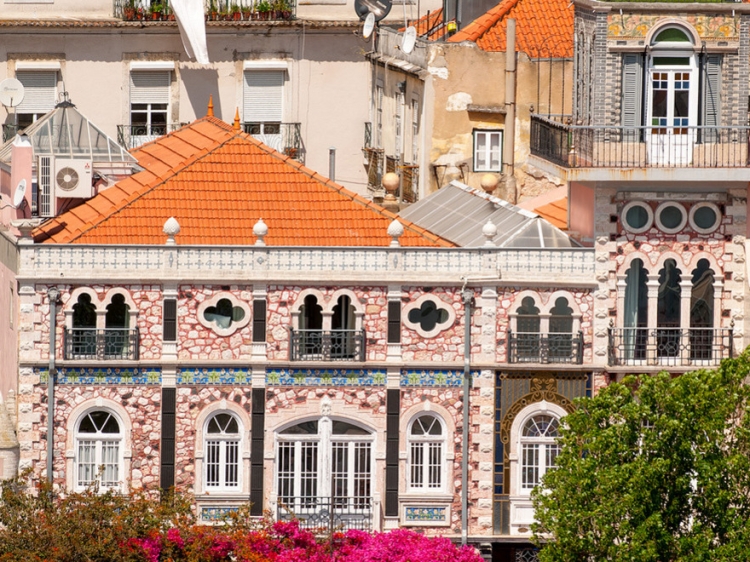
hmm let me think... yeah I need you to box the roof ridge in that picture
[447,0,519,44]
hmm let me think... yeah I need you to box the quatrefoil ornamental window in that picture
[197,293,251,336]
[402,294,456,338]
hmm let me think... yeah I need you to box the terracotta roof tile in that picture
[447,0,573,58]
[534,198,567,229]
[33,117,453,248]
[402,8,446,41]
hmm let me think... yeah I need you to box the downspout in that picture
[461,279,472,546]
[504,19,517,203]
[47,287,59,485]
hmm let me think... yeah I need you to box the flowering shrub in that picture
[0,476,482,562]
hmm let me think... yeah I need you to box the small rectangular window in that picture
[253,299,266,343]
[16,70,58,127]
[387,301,401,343]
[163,298,177,342]
[129,71,170,147]
[473,130,503,172]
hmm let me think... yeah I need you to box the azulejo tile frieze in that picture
[400,369,480,387]
[177,367,253,385]
[266,368,386,386]
[404,506,447,522]
[36,367,161,385]
[199,506,239,522]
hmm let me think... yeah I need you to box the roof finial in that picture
[233,108,241,131]
[207,95,214,117]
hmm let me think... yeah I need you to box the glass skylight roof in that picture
[0,101,136,164]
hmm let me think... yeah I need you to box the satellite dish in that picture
[354,0,392,22]
[363,12,376,39]
[401,26,417,54]
[0,78,25,108]
[12,179,26,209]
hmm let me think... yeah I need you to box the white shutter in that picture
[243,70,284,122]
[16,71,57,114]
[130,71,170,104]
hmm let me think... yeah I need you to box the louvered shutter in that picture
[701,54,722,142]
[130,71,170,104]
[243,70,283,122]
[16,71,57,114]
[621,54,644,131]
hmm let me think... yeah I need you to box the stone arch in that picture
[645,19,701,48]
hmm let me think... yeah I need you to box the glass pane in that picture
[521,444,539,489]
[206,440,220,487]
[428,442,442,488]
[225,441,239,487]
[332,420,370,435]
[101,415,120,434]
[659,205,683,230]
[626,205,649,230]
[410,442,423,487]
[693,206,717,230]
[78,414,97,434]
[281,421,318,435]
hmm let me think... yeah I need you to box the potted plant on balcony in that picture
[207,0,218,20]
[256,0,271,19]
[150,2,163,20]
[123,0,137,20]
[163,4,175,20]
[275,0,291,19]
[229,3,241,19]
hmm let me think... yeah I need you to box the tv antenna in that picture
[401,26,417,54]
[0,78,25,108]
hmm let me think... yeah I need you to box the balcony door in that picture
[646,29,698,165]
[244,70,284,152]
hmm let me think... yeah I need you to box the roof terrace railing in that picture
[113,0,295,21]
[530,114,750,168]
[243,122,304,162]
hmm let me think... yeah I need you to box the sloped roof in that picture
[517,186,568,229]
[398,181,575,248]
[447,0,573,58]
[32,117,453,247]
[0,101,135,164]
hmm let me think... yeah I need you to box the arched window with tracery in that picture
[299,295,323,357]
[204,412,242,491]
[75,410,123,491]
[408,414,446,492]
[548,297,574,361]
[520,414,560,492]
[515,297,541,361]
[623,258,649,361]
[657,259,682,358]
[690,259,715,360]
[104,294,131,358]
[71,293,97,358]
[331,295,356,359]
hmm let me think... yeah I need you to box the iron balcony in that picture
[63,328,140,361]
[289,329,366,362]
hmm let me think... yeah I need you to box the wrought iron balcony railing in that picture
[277,496,374,532]
[113,0,295,21]
[530,114,750,169]
[63,328,140,361]
[243,122,304,162]
[117,124,185,149]
[608,327,733,367]
[289,329,366,361]
[507,331,584,364]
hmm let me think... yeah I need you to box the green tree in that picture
[532,352,750,562]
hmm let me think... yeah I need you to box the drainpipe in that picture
[504,19,517,203]
[47,287,59,486]
[329,147,336,182]
[461,280,473,546]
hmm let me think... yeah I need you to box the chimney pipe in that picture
[329,147,336,182]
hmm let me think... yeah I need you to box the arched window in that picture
[104,294,130,359]
[276,419,373,512]
[657,259,682,358]
[204,413,242,491]
[548,297,574,361]
[624,259,649,361]
[408,414,445,492]
[520,414,560,492]
[75,410,123,491]
[299,295,323,357]
[331,295,356,359]
[690,259,715,360]
[71,293,97,358]
[515,297,540,361]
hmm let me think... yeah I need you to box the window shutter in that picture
[253,299,266,343]
[16,71,57,114]
[702,54,722,142]
[387,301,401,343]
[243,70,283,122]
[130,71,170,104]
[621,54,643,129]
[163,299,177,342]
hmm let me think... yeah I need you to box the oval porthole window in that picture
[689,202,721,234]
[655,202,687,234]
[622,201,653,234]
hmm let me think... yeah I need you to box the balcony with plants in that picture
[114,0,295,22]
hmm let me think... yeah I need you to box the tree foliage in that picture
[0,477,481,562]
[532,352,750,562]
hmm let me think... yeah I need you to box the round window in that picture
[655,202,687,233]
[689,202,721,234]
[622,201,653,234]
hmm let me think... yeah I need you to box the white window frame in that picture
[203,412,242,492]
[275,418,374,510]
[519,414,561,491]
[407,414,446,493]
[74,409,124,493]
[129,70,171,136]
[15,69,59,127]
[473,129,503,172]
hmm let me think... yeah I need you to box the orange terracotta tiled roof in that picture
[447,0,573,58]
[32,117,453,247]
[534,197,567,230]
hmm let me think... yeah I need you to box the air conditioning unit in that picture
[54,158,93,199]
